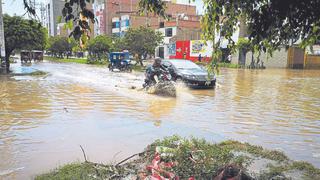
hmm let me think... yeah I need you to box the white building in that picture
[93,0,105,36]
[46,0,65,36]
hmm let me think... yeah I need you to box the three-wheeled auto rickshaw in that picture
[108,51,132,72]
[20,50,44,63]
[20,50,32,63]
[32,50,44,61]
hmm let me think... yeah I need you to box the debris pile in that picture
[36,136,320,180]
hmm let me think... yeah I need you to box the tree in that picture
[235,38,252,66]
[111,36,126,52]
[122,26,163,66]
[3,14,46,72]
[86,35,112,62]
[47,36,76,59]
[138,0,320,66]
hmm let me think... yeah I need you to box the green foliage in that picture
[4,15,46,53]
[218,62,240,68]
[200,0,320,53]
[35,163,106,180]
[30,70,48,76]
[145,136,237,178]
[61,0,95,41]
[23,0,94,43]
[258,161,320,179]
[236,38,251,52]
[45,56,88,64]
[110,36,126,52]
[138,0,320,64]
[86,35,113,63]
[47,36,76,58]
[122,26,163,59]
[3,14,46,71]
[138,0,168,19]
[218,140,289,162]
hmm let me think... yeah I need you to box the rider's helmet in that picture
[153,57,162,67]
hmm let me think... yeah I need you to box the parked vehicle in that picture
[32,50,44,61]
[143,66,176,97]
[108,52,132,72]
[20,50,31,63]
[20,50,43,63]
[162,59,216,88]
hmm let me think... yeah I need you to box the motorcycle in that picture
[143,67,176,97]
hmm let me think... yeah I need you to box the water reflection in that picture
[0,78,52,179]
[147,98,177,126]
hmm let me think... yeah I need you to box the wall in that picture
[176,27,201,41]
[231,48,288,68]
[158,27,177,44]
[305,55,320,69]
[130,15,160,29]
[99,0,198,36]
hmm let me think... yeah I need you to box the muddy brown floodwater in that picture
[0,61,320,179]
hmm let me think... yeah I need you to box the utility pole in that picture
[39,3,46,27]
[0,0,6,73]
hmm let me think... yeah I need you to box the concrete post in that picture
[0,0,7,73]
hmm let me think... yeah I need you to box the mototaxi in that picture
[108,51,132,72]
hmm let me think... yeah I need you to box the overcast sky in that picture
[3,0,204,16]
[3,0,45,16]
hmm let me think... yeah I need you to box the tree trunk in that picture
[5,53,10,73]
[138,54,143,66]
[238,48,247,67]
[135,54,143,66]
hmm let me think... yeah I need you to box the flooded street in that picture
[1,61,320,179]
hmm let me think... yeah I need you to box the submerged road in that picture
[0,60,320,179]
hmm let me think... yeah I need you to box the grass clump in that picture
[132,65,145,72]
[35,163,96,180]
[218,140,289,162]
[35,162,139,180]
[218,62,241,68]
[35,136,320,180]
[29,70,48,76]
[195,61,240,68]
[144,136,240,179]
[45,56,88,64]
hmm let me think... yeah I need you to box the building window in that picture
[165,28,173,37]
[112,22,117,28]
[159,22,164,28]
[121,20,130,27]
[112,22,120,28]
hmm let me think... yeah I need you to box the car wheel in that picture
[176,77,184,84]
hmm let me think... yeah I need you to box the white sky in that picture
[3,0,204,16]
[3,0,47,16]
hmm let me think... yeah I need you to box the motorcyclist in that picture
[145,57,165,85]
[143,57,176,97]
